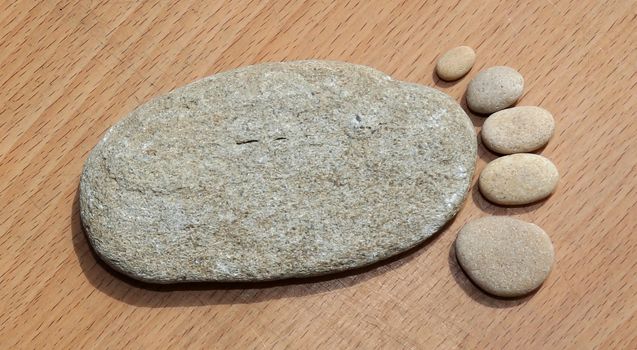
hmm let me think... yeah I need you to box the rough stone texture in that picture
[435,46,476,81]
[455,216,555,297]
[80,60,477,283]
[466,66,524,114]
[482,106,555,154]
[479,153,559,205]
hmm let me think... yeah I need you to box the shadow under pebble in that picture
[470,182,551,216]
[431,70,464,89]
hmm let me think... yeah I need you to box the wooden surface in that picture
[1,1,635,349]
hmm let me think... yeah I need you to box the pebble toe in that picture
[482,106,555,154]
[435,46,476,81]
[455,216,555,297]
[466,66,524,114]
[479,153,559,205]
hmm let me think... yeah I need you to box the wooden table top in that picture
[1,1,635,349]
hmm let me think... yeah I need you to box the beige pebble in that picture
[466,66,524,114]
[479,153,559,205]
[455,216,554,297]
[482,106,555,154]
[435,46,476,81]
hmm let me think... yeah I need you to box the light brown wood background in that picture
[1,0,635,349]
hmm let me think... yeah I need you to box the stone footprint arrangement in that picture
[436,46,558,297]
[80,54,557,298]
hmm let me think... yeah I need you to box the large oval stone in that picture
[80,60,476,283]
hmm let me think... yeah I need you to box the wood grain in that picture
[1,1,635,348]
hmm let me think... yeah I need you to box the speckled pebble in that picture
[80,60,477,283]
[455,216,554,297]
[435,46,476,81]
[466,66,524,114]
[479,153,559,205]
[482,106,555,154]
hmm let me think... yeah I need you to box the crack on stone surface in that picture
[235,139,259,145]
[273,137,287,141]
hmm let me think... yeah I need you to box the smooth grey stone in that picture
[80,60,477,283]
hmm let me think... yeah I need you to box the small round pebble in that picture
[466,66,524,114]
[435,46,476,81]
[455,216,554,297]
[479,153,559,205]
[482,106,555,154]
